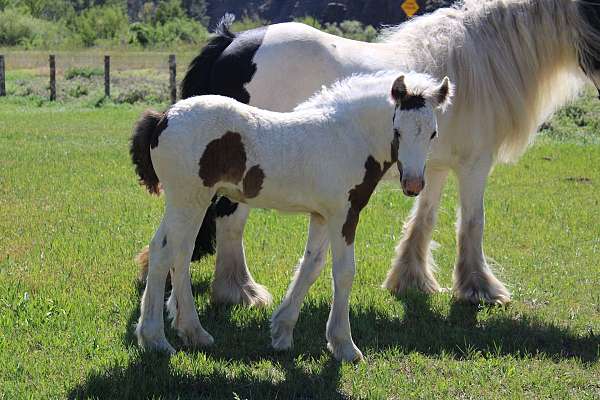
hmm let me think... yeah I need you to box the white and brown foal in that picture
[130,71,452,361]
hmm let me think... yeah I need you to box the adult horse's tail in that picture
[135,15,236,282]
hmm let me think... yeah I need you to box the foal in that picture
[131,71,452,361]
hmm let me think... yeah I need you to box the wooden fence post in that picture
[104,55,110,98]
[169,54,176,104]
[49,54,56,101]
[0,55,5,97]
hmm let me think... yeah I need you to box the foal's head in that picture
[390,74,452,197]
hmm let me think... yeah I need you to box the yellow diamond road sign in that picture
[401,0,420,17]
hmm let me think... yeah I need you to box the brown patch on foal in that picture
[242,165,265,198]
[342,154,395,245]
[198,131,247,187]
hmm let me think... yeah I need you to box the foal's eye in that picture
[430,131,437,140]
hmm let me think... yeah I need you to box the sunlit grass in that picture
[0,91,599,399]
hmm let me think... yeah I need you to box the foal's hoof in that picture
[327,341,364,363]
[178,326,215,348]
[270,321,294,350]
[137,334,176,355]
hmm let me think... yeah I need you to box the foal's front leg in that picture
[326,217,363,362]
[454,158,510,304]
[271,214,329,350]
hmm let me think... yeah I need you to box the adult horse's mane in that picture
[379,0,600,162]
[294,71,441,112]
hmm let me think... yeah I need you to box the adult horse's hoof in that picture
[453,263,511,305]
[211,276,273,307]
[382,257,442,295]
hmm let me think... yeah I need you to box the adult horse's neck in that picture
[385,0,588,162]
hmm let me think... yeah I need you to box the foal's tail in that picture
[129,110,166,195]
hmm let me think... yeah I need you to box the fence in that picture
[0,53,179,104]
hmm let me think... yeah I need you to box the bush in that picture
[129,17,209,47]
[64,66,103,80]
[66,5,128,47]
[0,8,68,47]
[294,16,377,42]
[230,15,269,32]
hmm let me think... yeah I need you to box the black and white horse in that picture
[131,71,451,360]
[137,0,600,306]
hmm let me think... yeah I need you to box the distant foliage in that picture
[0,8,70,47]
[64,66,103,80]
[230,15,269,32]
[65,5,129,47]
[0,0,209,48]
[294,16,377,42]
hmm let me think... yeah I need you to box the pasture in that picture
[1,79,599,397]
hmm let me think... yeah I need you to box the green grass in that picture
[0,91,599,399]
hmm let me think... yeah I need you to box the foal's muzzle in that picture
[401,178,425,197]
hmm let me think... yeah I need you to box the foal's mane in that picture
[378,0,600,162]
[294,71,438,112]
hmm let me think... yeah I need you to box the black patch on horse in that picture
[181,17,267,261]
[181,15,236,99]
[208,26,267,103]
[400,94,426,110]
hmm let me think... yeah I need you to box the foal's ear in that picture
[432,76,453,110]
[391,75,407,103]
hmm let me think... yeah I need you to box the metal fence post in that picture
[169,54,176,104]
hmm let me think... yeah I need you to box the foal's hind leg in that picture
[271,214,329,350]
[211,201,273,306]
[165,199,215,347]
[136,218,175,353]
[453,158,510,305]
[383,167,448,295]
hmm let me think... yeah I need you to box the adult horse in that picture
[138,0,600,306]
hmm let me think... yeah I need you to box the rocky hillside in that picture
[206,0,455,27]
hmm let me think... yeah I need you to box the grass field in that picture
[0,86,599,399]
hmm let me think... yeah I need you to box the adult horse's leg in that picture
[271,214,329,350]
[453,157,511,304]
[383,167,449,294]
[211,199,273,306]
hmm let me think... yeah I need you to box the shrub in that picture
[64,66,103,80]
[230,15,269,32]
[0,8,68,47]
[294,17,378,42]
[129,17,209,47]
[66,5,128,47]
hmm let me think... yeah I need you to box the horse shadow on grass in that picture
[69,277,599,399]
